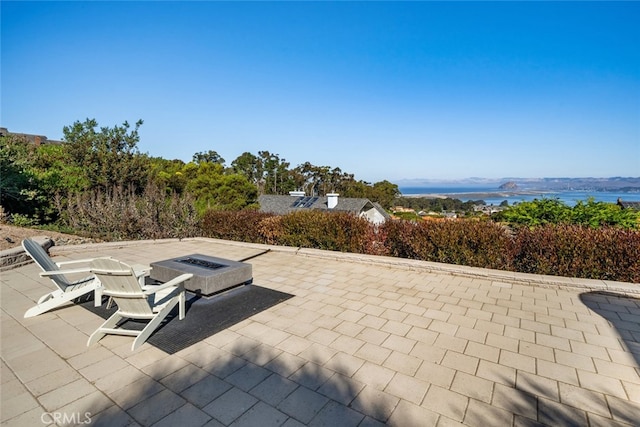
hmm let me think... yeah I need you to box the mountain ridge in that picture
[395,177,640,192]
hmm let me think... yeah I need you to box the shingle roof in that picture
[258,195,391,220]
[617,199,640,210]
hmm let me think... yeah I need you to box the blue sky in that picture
[2,2,639,184]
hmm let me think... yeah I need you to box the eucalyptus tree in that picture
[257,151,291,195]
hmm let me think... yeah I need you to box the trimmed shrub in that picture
[200,210,274,243]
[510,225,640,283]
[158,209,640,283]
[201,210,374,252]
[380,219,512,270]
[270,210,372,253]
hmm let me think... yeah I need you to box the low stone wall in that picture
[0,236,52,271]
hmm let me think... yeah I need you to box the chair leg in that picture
[131,298,179,351]
[178,290,185,320]
[87,312,124,347]
[94,287,104,307]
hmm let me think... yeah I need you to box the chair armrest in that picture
[56,257,103,267]
[142,273,193,295]
[40,267,93,277]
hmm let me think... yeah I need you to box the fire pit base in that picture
[150,254,253,297]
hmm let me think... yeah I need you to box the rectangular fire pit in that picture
[150,254,252,297]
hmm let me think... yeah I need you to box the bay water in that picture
[399,187,640,206]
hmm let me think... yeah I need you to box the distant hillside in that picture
[396,177,640,192]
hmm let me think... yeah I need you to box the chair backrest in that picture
[90,258,153,317]
[22,238,70,289]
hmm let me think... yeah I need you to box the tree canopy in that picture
[1,118,401,225]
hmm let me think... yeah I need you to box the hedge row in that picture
[200,210,640,283]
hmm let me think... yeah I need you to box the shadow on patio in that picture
[83,340,395,426]
[579,291,640,368]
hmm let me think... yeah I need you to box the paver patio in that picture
[1,238,639,426]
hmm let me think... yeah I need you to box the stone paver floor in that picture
[1,238,639,426]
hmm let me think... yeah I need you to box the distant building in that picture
[258,192,391,225]
[473,205,507,215]
[0,127,62,146]
[617,198,640,210]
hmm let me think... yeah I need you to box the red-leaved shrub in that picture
[199,210,640,283]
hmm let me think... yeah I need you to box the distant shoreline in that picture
[398,188,640,205]
[400,190,552,200]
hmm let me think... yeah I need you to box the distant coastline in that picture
[399,187,640,206]
[402,190,552,200]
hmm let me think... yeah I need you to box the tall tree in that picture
[192,150,225,165]
[62,118,149,191]
[231,152,260,185]
[257,151,291,195]
[367,180,400,209]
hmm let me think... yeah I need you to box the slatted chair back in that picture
[91,258,153,318]
[22,238,71,289]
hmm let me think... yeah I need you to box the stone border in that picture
[0,236,53,271]
[12,236,639,297]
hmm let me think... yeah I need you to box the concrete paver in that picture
[2,237,640,426]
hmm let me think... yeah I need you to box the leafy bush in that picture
[495,197,640,229]
[380,219,512,270]
[571,198,639,229]
[495,198,572,226]
[9,213,41,227]
[268,210,372,252]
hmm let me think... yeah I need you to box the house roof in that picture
[617,199,640,210]
[258,195,391,219]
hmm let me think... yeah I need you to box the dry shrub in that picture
[257,215,284,245]
[61,184,199,241]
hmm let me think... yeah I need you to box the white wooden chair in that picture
[87,257,193,351]
[22,238,103,318]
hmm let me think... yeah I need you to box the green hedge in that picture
[198,210,640,283]
[200,210,275,243]
[380,219,512,270]
[510,225,640,283]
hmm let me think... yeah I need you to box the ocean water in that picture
[399,187,640,206]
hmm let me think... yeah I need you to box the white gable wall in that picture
[360,207,387,225]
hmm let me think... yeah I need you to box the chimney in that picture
[327,193,339,209]
[289,191,305,197]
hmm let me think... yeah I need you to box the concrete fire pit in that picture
[150,254,252,297]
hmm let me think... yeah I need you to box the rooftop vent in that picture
[327,193,339,209]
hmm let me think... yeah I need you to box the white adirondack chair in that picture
[87,257,193,351]
[22,238,103,318]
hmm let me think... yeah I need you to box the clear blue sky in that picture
[2,1,639,183]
